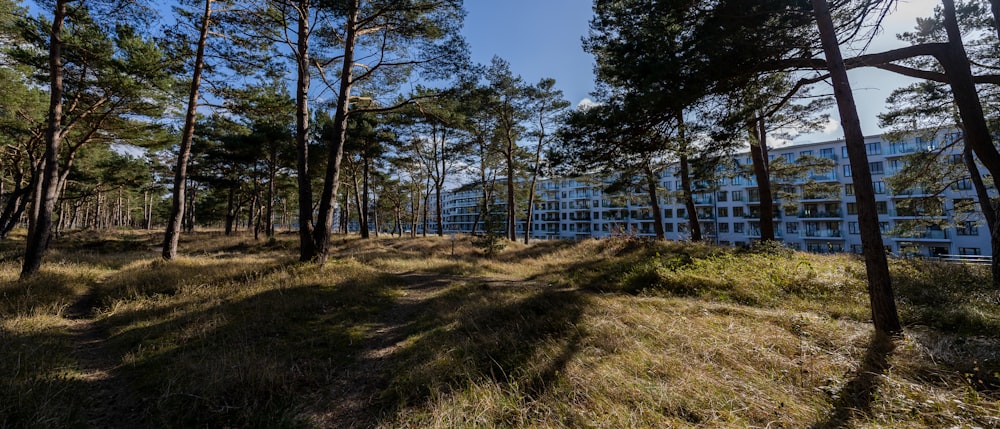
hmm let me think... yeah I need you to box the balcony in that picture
[892,230,949,240]
[808,172,838,181]
[889,210,945,218]
[692,195,715,205]
[891,188,934,198]
[746,229,784,238]
[797,210,843,219]
[744,212,782,219]
[800,229,845,239]
[800,193,841,201]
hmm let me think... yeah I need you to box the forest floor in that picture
[2,230,1000,428]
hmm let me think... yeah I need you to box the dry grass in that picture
[1,230,998,428]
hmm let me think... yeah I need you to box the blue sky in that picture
[462,0,943,144]
[462,1,596,109]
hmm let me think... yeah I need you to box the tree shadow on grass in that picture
[4,250,589,428]
[812,331,897,429]
[358,279,588,428]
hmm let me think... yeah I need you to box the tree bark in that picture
[963,130,1000,283]
[162,0,212,261]
[812,0,901,334]
[679,154,701,241]
[294,0,317,261]
[311,0,359,263]
[360,155,370,238]
[21,0,67,278]
[645,163,665,240]
[749,117,776,241]
[676,113,701,242]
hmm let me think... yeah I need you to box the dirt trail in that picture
[65,280,144,428]
[313,271,457,428]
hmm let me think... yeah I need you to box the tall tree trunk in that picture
[21,0,67,278]
[939,0,1000,286]
[360,156,370,238]
[294,0,316,261]
[312,0,358,263]
[353,175,364,235]
[963,140,1000,283]
[679,154,701,241]
[163,0,212,261]
[749,117,776,241]
[224,186,235,235]
[676,113,701,241]
[812,0,901,334]
[505,143,516,241]
[266,149,277,237]
[645,163,665,240]
[422,175,431,236]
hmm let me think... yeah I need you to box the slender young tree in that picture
[523,78,569,244]
[162,0,212,260]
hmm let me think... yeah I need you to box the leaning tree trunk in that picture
[21,0,67,278]
[812,0,901,334]
[939,0,1000,287]
[163,0,212,261]
[749,117,776,241]
[964,140,1000,283]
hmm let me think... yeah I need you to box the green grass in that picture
[1,230,999,428]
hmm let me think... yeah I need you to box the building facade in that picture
[442,132,993,257]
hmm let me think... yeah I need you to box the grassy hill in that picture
[2,230,998,428]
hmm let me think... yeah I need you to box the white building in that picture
[442,132,994,257]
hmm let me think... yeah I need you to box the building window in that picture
[717,191,728,202]
[876,201,888,214]
[786,222,798,234]
[800,150,813,157]
[849,222,859,234]
[866,142,882,155]
[733,206,745,217]
[953,178,973,191]
[820,148,835,159]
[957,221,979,236]
[880,222,891,233]
[732,190,744,201]
[843,165,852,177]
[873,181,886,194]
[845,184,854,196]
[959,247,981,255]
[869,161,884,175]
[782,153,794,163]
[664,209,673,218]
[718,207,729,218]
[718,223,729,233]
[841,146,849,158]
[847,203,857,215]
[734,222,745,233]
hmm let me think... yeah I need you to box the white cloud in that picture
[576,97,599,110]
[822,117,841,135]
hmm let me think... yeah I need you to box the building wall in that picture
[442,132,994,257]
